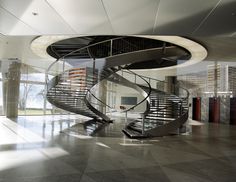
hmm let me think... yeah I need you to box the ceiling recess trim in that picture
[31,35,207,70]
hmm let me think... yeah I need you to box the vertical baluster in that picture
[62,58,65,73]
[141,113,145,135]
[125,111,128,126]
[179,101,183,115]
[43,71,48,115]
[110,39,113,56]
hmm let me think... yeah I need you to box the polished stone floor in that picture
[0,115,236,182]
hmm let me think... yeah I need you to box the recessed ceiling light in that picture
[32,12,38,16]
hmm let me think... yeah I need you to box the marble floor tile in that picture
[0,173,82,182]
[164,158,236,182]
[0,158,81,180]
[161,166,213,182]
[0,115,236,182]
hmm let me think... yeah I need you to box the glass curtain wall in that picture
[0,75,3,115]
[177,61,236,124]
[106,81,117,112]
[17,64,68,115]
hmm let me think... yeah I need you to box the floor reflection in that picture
[14,115,89,139]
[0,115,236,182]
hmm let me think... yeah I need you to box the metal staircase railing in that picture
[45,36,189,137]
[45,37,132,122]
[116,69,189,138]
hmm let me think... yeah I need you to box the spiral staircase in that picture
[46,36,189,138]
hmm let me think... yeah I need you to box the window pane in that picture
[0,81,3,115]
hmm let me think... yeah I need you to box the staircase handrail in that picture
[45,35,189,125]
[46,37,125,84]
[86,90,114,109]
[120,68,152,114]
[121,69,189,103]
[120,69,189,118]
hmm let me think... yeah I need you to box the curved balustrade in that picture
[118,69,189,137]
[45,36,189,137]
[120,69,152,113]
[85,90,115,122]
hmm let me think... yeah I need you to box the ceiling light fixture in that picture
[32,12,38,16]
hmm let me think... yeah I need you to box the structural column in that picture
[98,80,107,114]
[164,76,178,117]
[208,61,220,123]
[2,62,21,118]
[164,76,177,94]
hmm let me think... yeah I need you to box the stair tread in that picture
[122,128,148,138]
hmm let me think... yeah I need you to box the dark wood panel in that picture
[192,97,201,121]
[230,98,236,125]
[209,97,220,123]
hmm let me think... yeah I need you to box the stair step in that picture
[145,116,175,121]
[47,65,188,138]
[144,119,166,124]
[147,113,180,117]
[150,106,177,109]
[149,109,175,112]
[138,118,174,123]
[122,128,148,139]
[130,123,160,130]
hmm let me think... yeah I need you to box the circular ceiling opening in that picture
[31,35,207,71]
[46,35,190,69]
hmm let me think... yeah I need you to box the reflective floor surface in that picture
[0,115,236,182]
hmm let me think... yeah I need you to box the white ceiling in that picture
[0,0,235,36]
[153,0,220,35]
[0,35,56,71]
[0,0,236,75]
